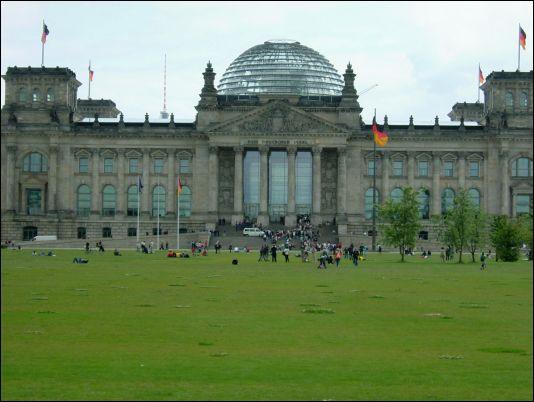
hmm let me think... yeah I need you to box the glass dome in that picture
[218,40,344,96]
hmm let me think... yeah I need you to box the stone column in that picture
[431,152,441,216]
[407,151,415,188]
[117,149,126,216]
[258,146,269,227]
[4,145,17,213]
[286,146,297,227]
[91,149,100,215]
[336,147,347,223]
[57,145,72,214]
[208,146,219,217]
[232,146,244,224]
[167,151,175,217]
[500,150,509,215]
[458,152,466,189]
[47,145,58,214]
[381,151,389,204]
[142,149,150,216]
[312,146,322,225]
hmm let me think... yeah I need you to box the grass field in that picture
[1,249,532,401]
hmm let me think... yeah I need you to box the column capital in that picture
[233,146,244,154]
[312,145,322,155]
[7,144,18,154]
[287,146,297,156]
[407,150,417,158]
[499,150,509,159]
[209,145,219,155]
[259,145,269,155]
[337,147,346,157]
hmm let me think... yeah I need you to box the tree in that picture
[438,189,475,263]
[466,209,489,263]
[378,186,421,262]
[490,215,524,262]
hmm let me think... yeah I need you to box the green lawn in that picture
[1,249,532,401]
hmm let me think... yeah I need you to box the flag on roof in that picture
[479,66,485,85]
[41,22,49,44]
[372,117,389,147]
[89,69,94,82]
[519,25,526,50]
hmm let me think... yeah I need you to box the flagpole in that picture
[372,109,377,252]
[88,60,91,99]
[177,190,180,251]
[157,173,160,252]
[41,20,45,67]
[137,176,140,246]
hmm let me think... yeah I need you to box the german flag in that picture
[372,117,389,147]
[479,66,485,85]
[519,25,526,50]
[41,23,49,44]
[177,177,183,196]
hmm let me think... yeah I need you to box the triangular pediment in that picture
[206,101,349,135]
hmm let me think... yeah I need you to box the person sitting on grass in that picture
[113,248,121,256]
[167,250,177,257]
[73,257,89,264]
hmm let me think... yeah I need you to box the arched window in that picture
[46,88,55,102]
[505,92,514,107]
[364,187,379,219]
[441,188,455,215]
[19,87,28,103]
[179,186,192,217]
[520,92,528,107]
[468,188,481,208]
[23,152,48,172]
[417,189,430,219]
[512,157,533,177]
[77,185,91,216]
[391,188,403,203]
[102,185,116,216]
[127,185,139,216]
[152,185,166,217]
[32,88,41,102]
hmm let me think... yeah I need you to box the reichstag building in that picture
[1,40,532,245]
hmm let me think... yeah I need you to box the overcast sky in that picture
[1,1,532,124]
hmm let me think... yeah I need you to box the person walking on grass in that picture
[335,248,342,268]
[480,251,487,270]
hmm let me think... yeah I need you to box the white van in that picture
[242,227,265,237]
[31,235,58,241]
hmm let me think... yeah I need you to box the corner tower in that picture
[1,66,82,126]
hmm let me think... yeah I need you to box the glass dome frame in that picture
[218,40,344,96]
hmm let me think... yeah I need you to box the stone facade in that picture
[1,63,532,244]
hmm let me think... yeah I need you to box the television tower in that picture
[160,54,169,119]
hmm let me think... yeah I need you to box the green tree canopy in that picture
[378,186,421,262]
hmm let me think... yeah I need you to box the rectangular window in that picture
[367,160,376,176]
[516,195,532,216]
[418,160,429,177]
[443,161,454,177]
[77,227,86,239]
[392,160,403,176]
[129,158,138,174]
[469,161,480,177]
[154,158,164,174]
[127,228,137,237]
[79,157,89,173]
[180,159,191,174]
[104,158,113,173]
[27,189,42,215]
[103,227,112,238]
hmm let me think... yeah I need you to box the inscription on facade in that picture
[245,139,310,146]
